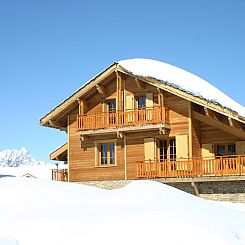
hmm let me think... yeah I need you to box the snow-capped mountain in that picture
[0,147,45,167]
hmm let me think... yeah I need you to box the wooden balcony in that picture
[51,169,68,181]
[78,106,169,131]
[136,155,245,179]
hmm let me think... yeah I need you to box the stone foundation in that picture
[79,179,245,203]
[80,180,131,190]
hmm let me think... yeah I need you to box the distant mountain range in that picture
[0,147,47,167]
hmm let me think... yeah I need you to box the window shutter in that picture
[236,141,245,155]
[144,138,155,161]
[176,135,188,159]
[125,95,134,111]
[102,100,107,113]
[146,93,153,108]
[125,95,134,123]
[202,143,214,159]
[146,93,153,120]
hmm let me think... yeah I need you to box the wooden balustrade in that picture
[78,106,169,131]
[136,155,245,179]
[52,169,68,181]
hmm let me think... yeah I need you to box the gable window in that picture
[137,96,146,110]
[107,99,116,124]
[96,141,116,166]
[215,144,236,157]
[108,99,116,113]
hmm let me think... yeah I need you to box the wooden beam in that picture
[117,131,124,139]
[228,117,234,127]
[67,115,70,182]
[159,127,165,135]
[116,71,123,111]
[40,64,117,127]
[192,111,245,140]
[124,135,127,180]
[96,84,106,96]
[228,117,244,130]
[204,107,220,121]
[157,88,165,106]
[80,135,88,142]
[49,143,68,161]
[188,102,193,159]
[77,99,87,115]
[135,78,146,89]
[48,120,66,131]
[191,181,199,196]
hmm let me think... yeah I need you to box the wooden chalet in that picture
[40,59,245,183]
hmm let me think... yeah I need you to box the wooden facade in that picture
[40,62,245,182]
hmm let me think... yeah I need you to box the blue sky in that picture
[0,0,244,162]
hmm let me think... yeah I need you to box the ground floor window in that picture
[159,138,176,161]
[215,143,236,157]
[96,142,116,166]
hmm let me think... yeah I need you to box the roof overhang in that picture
[40,63,118,128]
[40,63,245,129]
[50,143,68,161]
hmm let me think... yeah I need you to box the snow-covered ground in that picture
[0,147,66,180]
[0,165,57,179]
[0,178,245,245]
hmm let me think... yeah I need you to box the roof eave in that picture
[116,65,245,124]
[40,63,119,128]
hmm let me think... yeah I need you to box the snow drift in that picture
[0,178,245,245]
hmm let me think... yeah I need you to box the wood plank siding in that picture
[44,69,245,182]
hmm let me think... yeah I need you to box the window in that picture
[137,96,146,110]
[108,99,116,113]
[215,144,236,157]
[169,139,176,161]
[107,99,116,124]
[96,142,116,166]
[159,138,176,161]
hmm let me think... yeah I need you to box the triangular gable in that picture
[40,62,245,129]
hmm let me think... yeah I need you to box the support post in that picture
[188,101,193,159]
[67,115,70,182]
[191,181,199,196]
[124,135,127,180]
[116,71,123,112]
[77,99,86,115]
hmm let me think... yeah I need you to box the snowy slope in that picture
[0,178,245,245]
[119,58,245,118]
[0,147,44,167]
[0,165,56,179]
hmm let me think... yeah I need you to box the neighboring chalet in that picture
[40,59,245,195]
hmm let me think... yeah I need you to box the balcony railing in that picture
[78,106,169,131]
[136,155,245,179]
[51,169,68,181]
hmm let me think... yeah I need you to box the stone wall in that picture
[80,180,131,190]
[157,179,245,203]
[79,179,245,203]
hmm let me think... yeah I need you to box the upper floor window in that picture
[108,99,116,113]
[215,144,236,157]
[107,99,116,124]
[137,96,146,110]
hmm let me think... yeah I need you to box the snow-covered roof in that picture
[40,58,245,127]
[118,58,245,118]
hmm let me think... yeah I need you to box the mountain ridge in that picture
[0,147,47,167]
